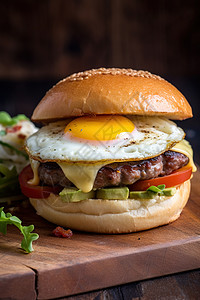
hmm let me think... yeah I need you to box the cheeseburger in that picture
[19,68,196,233]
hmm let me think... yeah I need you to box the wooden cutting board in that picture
[1,170,200,300]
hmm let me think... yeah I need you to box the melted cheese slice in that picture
[58,162,105,193]
[28,139,196,192]
[28,159,40,185]
[28,157,106,192]
[171,139,196,172]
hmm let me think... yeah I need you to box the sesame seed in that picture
[60,68,164,83]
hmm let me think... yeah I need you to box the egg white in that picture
[26,116,185,163]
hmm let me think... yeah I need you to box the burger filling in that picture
[23,116,196,200]
[38,151,189,189]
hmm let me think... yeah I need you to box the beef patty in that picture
[38,151,189,189]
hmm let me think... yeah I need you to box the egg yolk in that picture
[64,115,135,141]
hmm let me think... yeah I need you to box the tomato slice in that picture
[129,167,192,191]
[19,165,62,199]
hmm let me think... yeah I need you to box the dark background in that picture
[0,0,199,160]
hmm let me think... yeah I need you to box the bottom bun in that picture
[30,180,190,233]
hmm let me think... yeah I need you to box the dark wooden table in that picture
[66,269,200,299]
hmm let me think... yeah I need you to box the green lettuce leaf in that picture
[0,111,29,126]
[0,164,20,197]
[0,207,39,253]
[0,141,29,160]
[147,184,166,193]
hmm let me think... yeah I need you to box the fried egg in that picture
[26,115,185,163]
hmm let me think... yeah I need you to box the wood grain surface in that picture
[0,1,199,79]
[0,170,200,300]
[64,269,200,300]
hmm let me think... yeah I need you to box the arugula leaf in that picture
[147,184,166,193]
[21,225,39,253]
[0,207,39,253]
[0,163,18,179]
[0,140,29,160]
[0,177,20,197]
[0,164,20,197]
[157,184,166,190]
